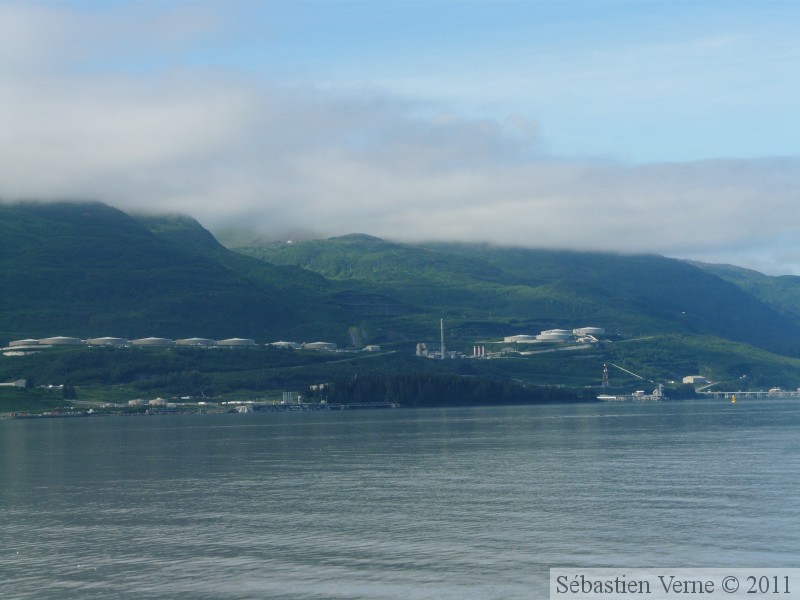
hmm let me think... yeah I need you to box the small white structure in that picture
[148,398,167,406]
[573,327,605,336]
[303,341,337,351]
[270,341,302,349]
[132,337,174,347]
[217,338,256,347]
[176,338,217,347]
[364,345,381,352]
[128,399,146,407]
[88,337,129,347]
[683,375,709,385]
[503,335,538,343]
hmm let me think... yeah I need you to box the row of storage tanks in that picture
[503,327,605,344]
[9,337,293,348]
[7,337,339,350]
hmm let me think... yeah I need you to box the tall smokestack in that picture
[440,318,445,359]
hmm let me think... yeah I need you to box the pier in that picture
[700,389,800,399]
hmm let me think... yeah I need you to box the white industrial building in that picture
[573,327,605,336]
[303,341,337,351]
[503,335,539,343]
[270,341,302,349]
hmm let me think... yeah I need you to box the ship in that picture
[597,384,667,402]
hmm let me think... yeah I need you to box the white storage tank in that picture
[217,338,257,347]
[39,336,83,345]
[132,337,175,346]
[536,330,571,342]
[88,337,130,347]
[176,338,217,347]
[10,339,40,347]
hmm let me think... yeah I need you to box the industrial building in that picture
[573,327,605,336]
[270,341,302,349]
[303,342,337,351]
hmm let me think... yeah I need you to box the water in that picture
[2,399,800,599]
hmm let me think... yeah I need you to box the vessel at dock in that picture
[598,384,666,402]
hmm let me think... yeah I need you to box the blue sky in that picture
[2,1,799,273]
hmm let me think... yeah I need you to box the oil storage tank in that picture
[88,337,129,347]
[132,337,175,347]
[176,338,217,347]
[39,336,83,345]
[217,338,257,347]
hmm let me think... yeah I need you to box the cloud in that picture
[1,3,799,275]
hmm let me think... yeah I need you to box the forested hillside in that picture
[233,235,800,357]
[5,201,800,400]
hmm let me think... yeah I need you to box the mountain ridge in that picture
[4,201,800,391]
[233,233,800,357]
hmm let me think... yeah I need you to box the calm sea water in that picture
[2,399,800,599]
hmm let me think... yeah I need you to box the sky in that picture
[1,0,799,274]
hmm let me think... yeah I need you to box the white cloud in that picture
[1,3,799,275]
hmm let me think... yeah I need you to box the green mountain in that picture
[0,202,346,342]
[4,201,800,396]
[690,261,800,325]
[233,235,800,358]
